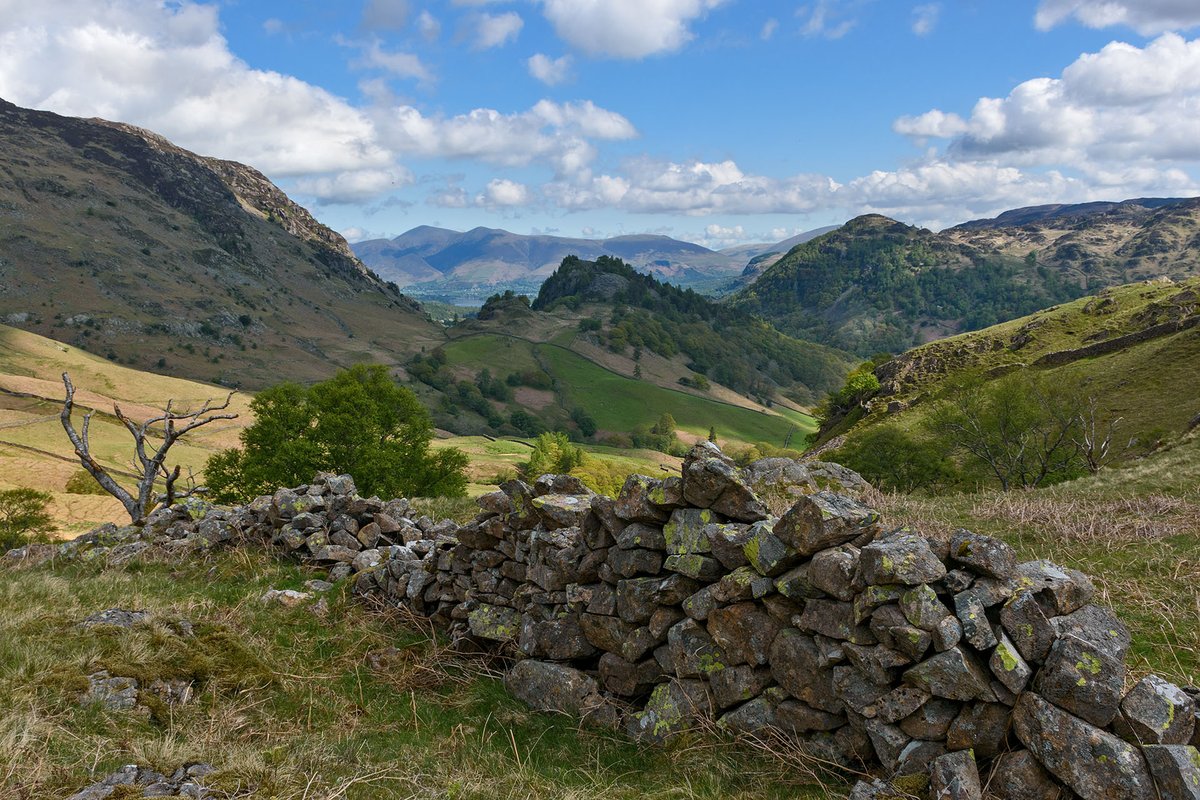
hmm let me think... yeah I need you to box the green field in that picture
[537,345,813,447]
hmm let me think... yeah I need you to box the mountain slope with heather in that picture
[0,98,443,389]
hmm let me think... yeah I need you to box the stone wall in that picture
[23,443,1200,800]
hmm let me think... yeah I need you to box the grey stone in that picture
[707,602,780,666]
[774,563,825,600]
[597,652,662,696]
[504,660,617,729]
[844,643,911,686]
[651,573,701,605]
[1015,560,1095,615]
[742,523,800,577]
[769,629,841,714]
[897,739,948,777]
[682,585,718,620]
[662,508,717,554]
[82,671,139,711]
[797,599,876,644]
[1001,590,1057,663]
[663,553,724,581]
[615,475,671,523]
[532,493,594,529]
[946,701,1010,759]
[616,522,666,551]
[986,750,1063,800]
[468,604,521,642]
[719,691,785,734]
[773,491,879,556]
[948,529,1017,579]
[1141,744,1200,800]
[1116,675,1196,745]
[1035,635,1125,727]
[668,618,728,678]
[867,685,931,724]
[954,589,997,651]
[990,632,1033,695]
[710,664,773,709]
[904,647,996,702]
[774,699,846,733]
[79,609,151,630]
[714,566,774,602]
[680,442,769,522]
[929,749,982,800]
[899,698,960,740]
[900,583,954,631]
[1051,604,1131,662]
[809,545,860,601]
[626,679,713,741]
[865,718,911,772]
[1012,692,1155,800]
[608,547,663,577]
[705,522,752,569]
[858,532,947,586]
[617,577,663,623]
[933,615,964,652]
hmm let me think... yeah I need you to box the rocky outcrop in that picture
[19,444,1199,800]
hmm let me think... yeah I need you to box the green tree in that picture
[0,488,53,551]
[651,413,677,436]
[206,365,468,503]
[526,432,583,477]
[926,370,1084,490]
[830,426,956,493]
[708,426,717,443]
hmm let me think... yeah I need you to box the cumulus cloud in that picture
[471,11,523,50]
[912,4,940,36]
[1035,0,1200,35]
[528,53,573,85]
[478,178,531,207]
[897,34,1200,167]
[294,168,414,205]
[416,11,441,40]
[540,0,728,59]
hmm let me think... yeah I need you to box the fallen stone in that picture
[260,589,312,607]
[504,660,618,729]
[1116,674,1197,746]
[82,671,139,711]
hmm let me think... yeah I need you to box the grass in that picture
[537,346,810,449]
[0,548,839,799]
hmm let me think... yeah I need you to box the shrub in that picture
[0,488,54,551]
[829,426,958,493]
[525,432,583,478]
[64,469,108,495]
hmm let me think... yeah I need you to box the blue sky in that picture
[3,1,1200,248]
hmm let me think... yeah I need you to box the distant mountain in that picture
[0,98,441,389]
[945,197,1200,285]
[719,225,842,275]
[734,197,1200,356]
[352,226,745,303]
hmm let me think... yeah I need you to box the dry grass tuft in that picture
[969,492,1200,544]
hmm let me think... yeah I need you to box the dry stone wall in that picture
[18,443,1200,800]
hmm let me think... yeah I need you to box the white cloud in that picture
[416,11,441,40]
[761,18,779,40]
[294,168,414,205]
[540,0,728,59]
[1035,0,1200,35]
[528,53,573,85]
[429,186,471,208]
[478,178,531,207]
[898,34,1200,167]
[472,11,523,50]
[798,1,858,39]
[912,4,940,36]
[361,0,409,31]
[353,41,432,82]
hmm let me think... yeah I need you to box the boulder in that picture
[929,749,982,800]
[773,491,878,556]
[1012,692,1155,800]
[626,679,713,741]
[505,660,618,729]
[1116,675,1197,746]
[858,532,947,586]
[903,647,996,702]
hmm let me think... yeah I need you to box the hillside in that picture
[734,214,1088,355]
[816,276,1200,468]
[946,196,1200,287]
[0,98,442,390]
[352,225,744,303]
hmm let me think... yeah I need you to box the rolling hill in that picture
[0,98,443,390]
[352,225,746,303]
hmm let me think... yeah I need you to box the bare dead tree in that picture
[60,372,237,524]
[1073,396,1125,473]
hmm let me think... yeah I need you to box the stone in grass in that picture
[948,529,1017,579]
[1034,635,1125,728]
[261,588,312,608]
[468,603,521,642]
[505,660,619,730]
[1116,674,1197,746]
[626,679,714,742]
[904,647,996,702]
[718,689,787,734]
[929,749,983,800]
[1141,745,1200,800]
[773,491,879,556]
[707,602,780,667]
[82,671,139,711]
[1013,692,1156,800]
[986,750,1062,800]
[858,532,947,586]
